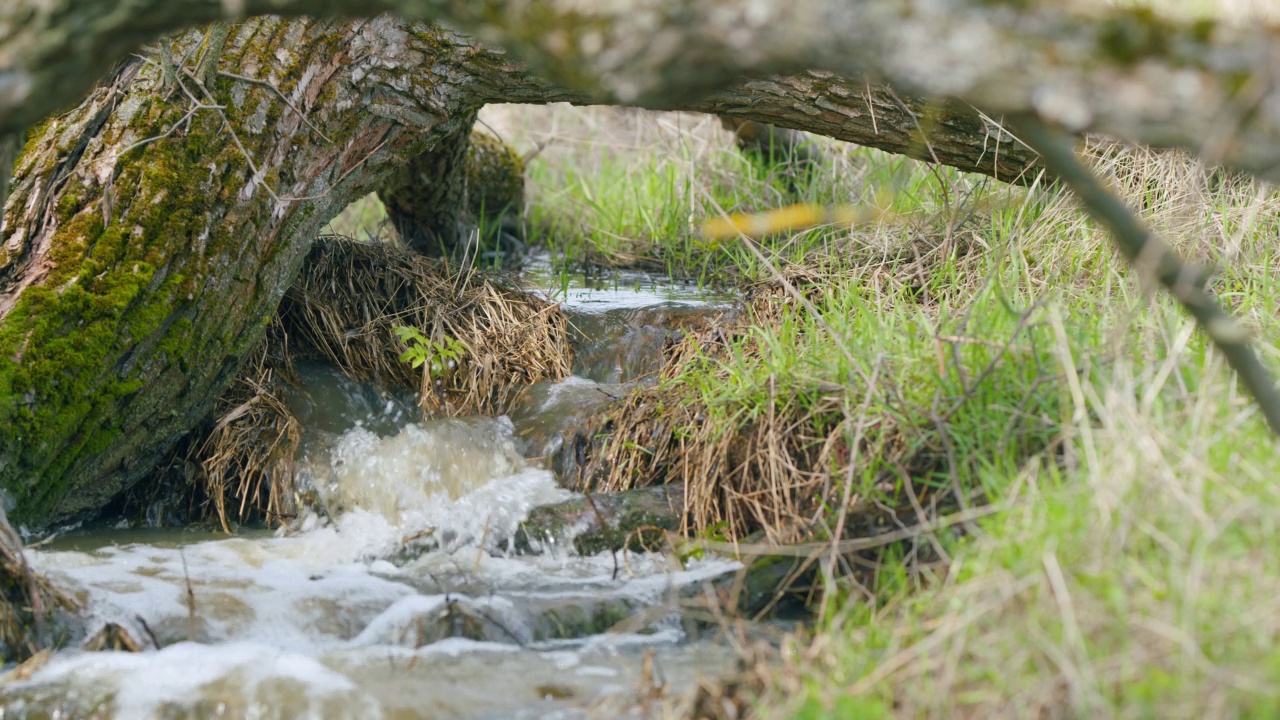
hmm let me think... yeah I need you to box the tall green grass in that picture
[509,106,986,285]
[476,103,1280,717]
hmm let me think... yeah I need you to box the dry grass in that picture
[0,511,77,663]
[279,235,573,416]
[196,335,303,531]
[136,234,575,530]
[562,271,878,544]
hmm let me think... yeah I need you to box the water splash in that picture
[10,412,738,718]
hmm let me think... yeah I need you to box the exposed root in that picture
[278,235,572,416]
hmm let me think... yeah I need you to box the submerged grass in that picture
[486,104,1280,717]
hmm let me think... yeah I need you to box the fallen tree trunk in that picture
[0,17,575,526]
[0,16,1051,528]
[379,124,529,256]
[3,2,1280,182]
[377,115,478,256]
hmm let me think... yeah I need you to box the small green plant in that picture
[393,326,466,377]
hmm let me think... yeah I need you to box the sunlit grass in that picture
[476,103,1280,717]
[316,103,1280,716]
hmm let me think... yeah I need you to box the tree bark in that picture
[0,17,571,526]
[377,114,478,256]
[703,78,1039,185]
[379,125,529,256]
[3,2,1280,183]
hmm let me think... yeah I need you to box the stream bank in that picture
[0,246,763,719]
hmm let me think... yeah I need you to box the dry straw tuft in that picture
[196,333,303,532]
[0,511,78,663]
[279,235,573,416]
[562,267,931,546]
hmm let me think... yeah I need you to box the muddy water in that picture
[1,268,737,719]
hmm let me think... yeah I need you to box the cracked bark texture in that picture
[2,2,1280,179]
[0,17,570,525]
[378,113,479,256]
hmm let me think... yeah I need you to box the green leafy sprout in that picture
[393,326,466,378]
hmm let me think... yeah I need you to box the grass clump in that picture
[561,256,1067,547]
[770,344,1280,719]
[0,510,78,664]
[487,103,1280,717]
[192,337,302,532]
[279,235,573,416]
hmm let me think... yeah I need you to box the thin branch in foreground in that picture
[1011,115,1280,438]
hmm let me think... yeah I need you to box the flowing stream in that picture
[0,265,742,719]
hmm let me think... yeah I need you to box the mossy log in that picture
[0,17,574,528]
[0,15,1056,529]
[377,115,477,256]
[378,124,526,256]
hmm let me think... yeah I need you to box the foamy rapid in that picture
[6,415,740,719]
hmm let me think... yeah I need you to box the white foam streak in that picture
[13,417,739,718]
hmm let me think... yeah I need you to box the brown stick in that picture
[1011,115,1280,437]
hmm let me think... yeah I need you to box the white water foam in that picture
[10,416,740,719]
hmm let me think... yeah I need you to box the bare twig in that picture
[116,102,224,158]
[0,132,17,226]
[217,70,334,143]
[196,23,229,90]
[582,492,621,580]
[692,503,1008,558]
[1012,115,1280,437]
[179,548,198,641]
[135,614,162,650]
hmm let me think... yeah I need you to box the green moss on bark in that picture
[0,104,259,524]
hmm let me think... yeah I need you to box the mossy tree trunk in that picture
[0,17,573,527]
[377,113,478,256]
